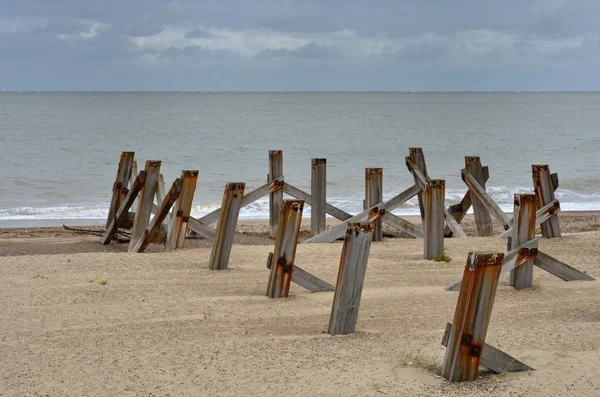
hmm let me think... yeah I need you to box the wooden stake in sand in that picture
[269,150,284,239]
[106,151,135,230]
[166,170,198,251]
[532,165,562,238]
[424,179,445,259]
[509,194,537,289]
[128,160,162,252]
[209,182,246,270]
[365,168,383,241]
[311,158,327,237]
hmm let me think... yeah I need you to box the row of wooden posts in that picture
[101,149,594,383]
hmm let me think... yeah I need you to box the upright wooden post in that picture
[409,148,429,222]
[106,152,135,229]
[266,200,304,298]
[365,168,383,241]
[166,170,198,251]
[441,252,504,383]
[128,160,161,252]
[311,158,327,237]
[532,165,561,238]
[130,160,139,214]
[509,194,537,289]
[209,183,246,270]
[328,222,373,335]
[465,157,493,236]
[424,179,445,259]
[269,150,284,239]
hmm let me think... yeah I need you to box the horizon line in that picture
[2,90,600,93]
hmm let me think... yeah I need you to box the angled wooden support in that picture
[442,323,534,373]
[441,252,504,382]
[269,150,284,238]
[464,157,494,236]
[209,183,246,270]
[129,160,139,216]
[509,194,537,289]
[187,217,216,241]
[424,179,445,259]
[365,168,383,241]
[444,207,468,238]
[165,170,199,251]
[408,148,429,221]
[266,253,335,292]
[444,166,489,237]
[534,252,595,281]
[156,174,166,207]
[328,222,373,335]
[106,152,135,229]
[533,165,561,238]
[131,178,183,253]
[311,158,327,236]
[381,212,424,238]
[498,199,561,239]
[102,170,147,245]
[283,182,352,221]
[462,168,511,231]
[128,160,162,252]
[266,200,304,298]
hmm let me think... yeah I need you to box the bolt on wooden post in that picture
[408,148,429,222]
[465,156,493,236]
[106,151,135,229]
[532,165,561,238]
[424,179,445,259]
[269,150,284,239]
[365,168,383,241]
[166,170,198,251]
[311,158,327,237]
[328,222,374,335]
[509,194,537,289]
[266,200,304,298]
[209,182,246,270]
[441,252,504,382]
[128,160,162,252]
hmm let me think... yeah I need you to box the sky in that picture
[1,0,599,91]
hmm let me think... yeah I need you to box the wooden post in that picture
[328,222,373,335]
[129,160,139,215]
[509,194,537,289]
[424,179,445,259]
[465,157,493,236]
[532,165,561,238]
[409,148,429,222]
[365,168,383,241]
[209,183,246,270]
[441,252,504,383]
[128,160,161,252]
[269,150,283,239]
[311,158,327,237]
[106,152,135,229]
[166,170,198,251]
[266,200,304,298]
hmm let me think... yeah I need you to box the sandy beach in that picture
[1,212,599,396]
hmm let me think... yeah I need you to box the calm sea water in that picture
[1,92,599,226]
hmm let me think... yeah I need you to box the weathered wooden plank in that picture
[508,194,537,289]
[534,251,595,281]
[311,158,327,236]
[444,239,538,291]
[498,199,561,239]
[106,152,135,229]
[462,168,511,230]
[165,170,199,251]
[405,156,428,190]
[132,178,182,253]
[441,252,504,382]
[129,160,139,213]
[266,252,335,292]
[283,182,352,221]
[551,173,559,191]
[444,207,468,238]
[408,148,429,221]
[464,157,494,236]
[365,168,383,241]
[266,200,304,298]
[128,160,162,252]
[424,179,445,259]
[209,183,246,270]
[444,169,489,237]
[156,173,166,207]
[381,212,424,238]
[101,171,146,245]
[269,150,284,238]
[442,323,534,373]
[532,165,561,238]
[328,222,373,335]
[187,216,216,241]
[302,184,420,244]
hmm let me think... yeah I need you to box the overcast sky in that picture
[1,0,599,90]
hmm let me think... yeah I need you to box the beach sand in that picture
[1,212,600,396]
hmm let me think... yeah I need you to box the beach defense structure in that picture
[445,194,594,291]
[440,252,533,382]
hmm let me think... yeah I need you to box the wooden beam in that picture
[498,199,561,239]
[187,216,216,241]
[462,168,511,230]
[209,183,246,270]
[408,148,429,221]
[283,182,352,221]
[444,207,468,238]
[165,170,198,251]
[424,179,445,259]
[101,171,146,245]
[444,167,488,237]
[532,165,561,238]
[266,257,335,292]
[106,152,135,229]
[464,157,494,236]
[156,173,166,207]
[405,156,428,190]
[381,212,424,238]
[128,160,162,252]
[269,150,284,238]
[328,222,373,335]
[129,160,139,214]
[266,200,304,298]
[509,194,537,289]
[534,251,595,281]
[441,252,504,382]
[311,158,327,236]
[365,168,383,241]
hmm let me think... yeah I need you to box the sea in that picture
[1,92,599,227]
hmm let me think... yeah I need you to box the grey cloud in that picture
[257,41,342,59]
[158,45,238,61]
[184,28,212,39]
